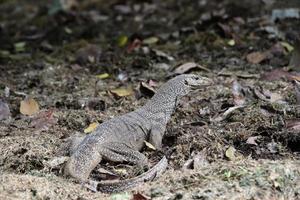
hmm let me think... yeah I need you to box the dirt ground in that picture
[1,0,300,199]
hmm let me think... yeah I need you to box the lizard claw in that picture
[82,180,98,192]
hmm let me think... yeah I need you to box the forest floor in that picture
[0,0,300,199]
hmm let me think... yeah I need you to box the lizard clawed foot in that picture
[82,180,98,192]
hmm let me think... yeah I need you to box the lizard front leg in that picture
[101,143,148,168]
[64,141,102,182]
[149,122,166,150]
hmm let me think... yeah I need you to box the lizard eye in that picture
[184,80,189,85]
[194,77,199,80]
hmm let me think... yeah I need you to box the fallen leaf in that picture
[152,49,174,61]
[4,87,10,97]
[232,80,246,106]
[280,41,294,52]
[110,193,131,200]
[142,37,159,45]
[44,156,68,168]
[127,39,142,53]
[218,23,232,38]
[294,80,300,104]
[212,105,244,122]
[173,62,210,74]
[76,44,102,64]
[254,88,285,104]
[269,42,286,55]
[97,168,119,180]
[114,168,128,176]
[117,35,128,47]
[48,0,77,15]
[14,42,26,52]
[96,73,110,79]
[116,72,128,82]
[260,69,292,81]
[64,27,72,34]
[246,51,267,64]
[70,64,82,71]
[227,39,235,46]
[144,141,156,150]
[139,82,156,98]
[153,63,170,70]
[0,100,11,120]
[246,136,259,146]
[133,192,150,200]
[110,88,133,97]
[114,4,131,14]
[267,141,279,153]
[84,122,99,133]
[271,8,300,22]
[182,158,193,170]
[269,171,281,188]
[265,90,284,103]
[289,38,300,71]
[193,150,209,170]
[30,109,57,131]
[20,97,39,116]
[148,80,158,87]
[286,119,300,131]
[225,146,236,161]
[0,50,10,58]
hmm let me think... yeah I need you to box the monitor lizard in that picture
[64,74,212,192]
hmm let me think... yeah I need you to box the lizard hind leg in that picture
[64,146,102,182]
[101,143,149,169]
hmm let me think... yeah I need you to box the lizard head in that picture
[171,74,212,96]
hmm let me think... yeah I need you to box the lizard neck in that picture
[142,86,179,120]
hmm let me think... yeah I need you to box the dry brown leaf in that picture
[139,82,156,97]
[173,62,210,74]
[0,100,11,120]
[144,141,156,150]
[20,97,39,116]
[254,88,285,104]
[260,69,292,81]
[246,51,267,64]
[127,38,142,53]
[246,136,259,146]
[110,88,133,97]
[133,193,150,200]
[30,109,57,131]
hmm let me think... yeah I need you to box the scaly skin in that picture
[64,74,211,192]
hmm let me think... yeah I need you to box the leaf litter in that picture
[1,0,300,199]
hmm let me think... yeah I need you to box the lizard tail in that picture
[92,156,168,193]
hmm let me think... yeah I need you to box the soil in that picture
[0,0,300,199]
